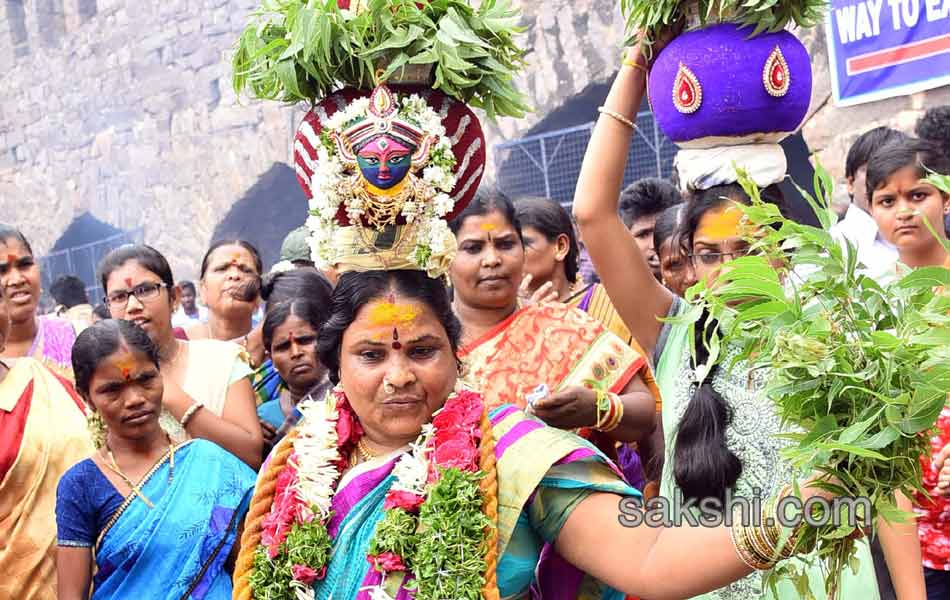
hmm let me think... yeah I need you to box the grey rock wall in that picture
[0,0,945,278]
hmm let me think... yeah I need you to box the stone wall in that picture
[0,0,946,279]
[0,0,299,279]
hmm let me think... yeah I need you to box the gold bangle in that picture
[622,57,648,74]
[731,523,773,570]
[180,402,204,428]
[597,106,636,130]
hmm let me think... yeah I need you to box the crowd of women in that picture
[2,38,950,600]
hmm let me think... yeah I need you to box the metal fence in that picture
[494,110,677,205]
[40,228,145,306]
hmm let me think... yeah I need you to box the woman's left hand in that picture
[528,385,597,430]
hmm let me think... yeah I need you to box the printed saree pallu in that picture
[459,303,650,411]
[91,440,254,600]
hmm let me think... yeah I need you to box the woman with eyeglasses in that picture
[570,42,909,598]
[0,224,78,381]
[98,245,263,469]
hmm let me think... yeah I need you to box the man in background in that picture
[171,280,207,328]
[916,106,950,234]
[618,178,682,281]
[50,275,94,332]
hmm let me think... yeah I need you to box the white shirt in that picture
[171,305,208,329]
[831,204,898,281]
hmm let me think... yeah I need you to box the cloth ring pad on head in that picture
[674,143,788,193]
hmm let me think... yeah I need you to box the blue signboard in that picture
[826,0,950,106]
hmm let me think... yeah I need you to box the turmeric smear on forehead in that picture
[697,203,746,241]
[367,301,420,328]
[113,355,136,380]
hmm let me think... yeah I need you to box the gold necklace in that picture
[102,438,176,509]
[350,438,380,467]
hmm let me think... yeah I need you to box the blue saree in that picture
[281,405,639,600]
[56,439,255,600]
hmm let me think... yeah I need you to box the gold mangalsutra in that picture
[102,438,176,509]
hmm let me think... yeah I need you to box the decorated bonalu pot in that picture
[647,23,812,149]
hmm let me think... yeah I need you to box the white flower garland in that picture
[305,92,459,275]
[291,395,342,520]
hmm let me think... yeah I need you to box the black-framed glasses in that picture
[105,282,168,308]
[687,250,749,268]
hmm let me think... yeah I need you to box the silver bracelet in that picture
[180,402,204,428]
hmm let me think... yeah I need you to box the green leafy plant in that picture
[233,0,530,119]
[675,162,950,598]
[412,467,490,599]
[248,519,333,600]
[620,0,827,51]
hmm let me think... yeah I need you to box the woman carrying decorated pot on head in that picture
[229,3,866,599]
[574,1,925,598]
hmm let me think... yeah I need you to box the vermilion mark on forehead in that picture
[124,277,133,288]
[288,332,296,345]
[6,254,16,265]
[115,357,135,381]
[392,328,402,350]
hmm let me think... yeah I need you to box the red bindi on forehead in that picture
[124,277,133,288]
[6,254,16,266]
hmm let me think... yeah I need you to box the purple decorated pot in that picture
[648,23,812,148]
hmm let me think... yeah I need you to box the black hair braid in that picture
[673,311,742,504]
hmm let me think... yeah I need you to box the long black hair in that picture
[72,319,160,398]
[449,187,524,243]
[515,196,580,284]
[673,182,785,503]
[318,270,462,384]
[866,138,950,204]
[98,245,175,299]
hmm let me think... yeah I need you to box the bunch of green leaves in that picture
[233,0,530,119]
[619,0,827,52]
[248,519,333,600]
[412,467,491,599]
[674,163,950,598]
[368,507,420,565]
